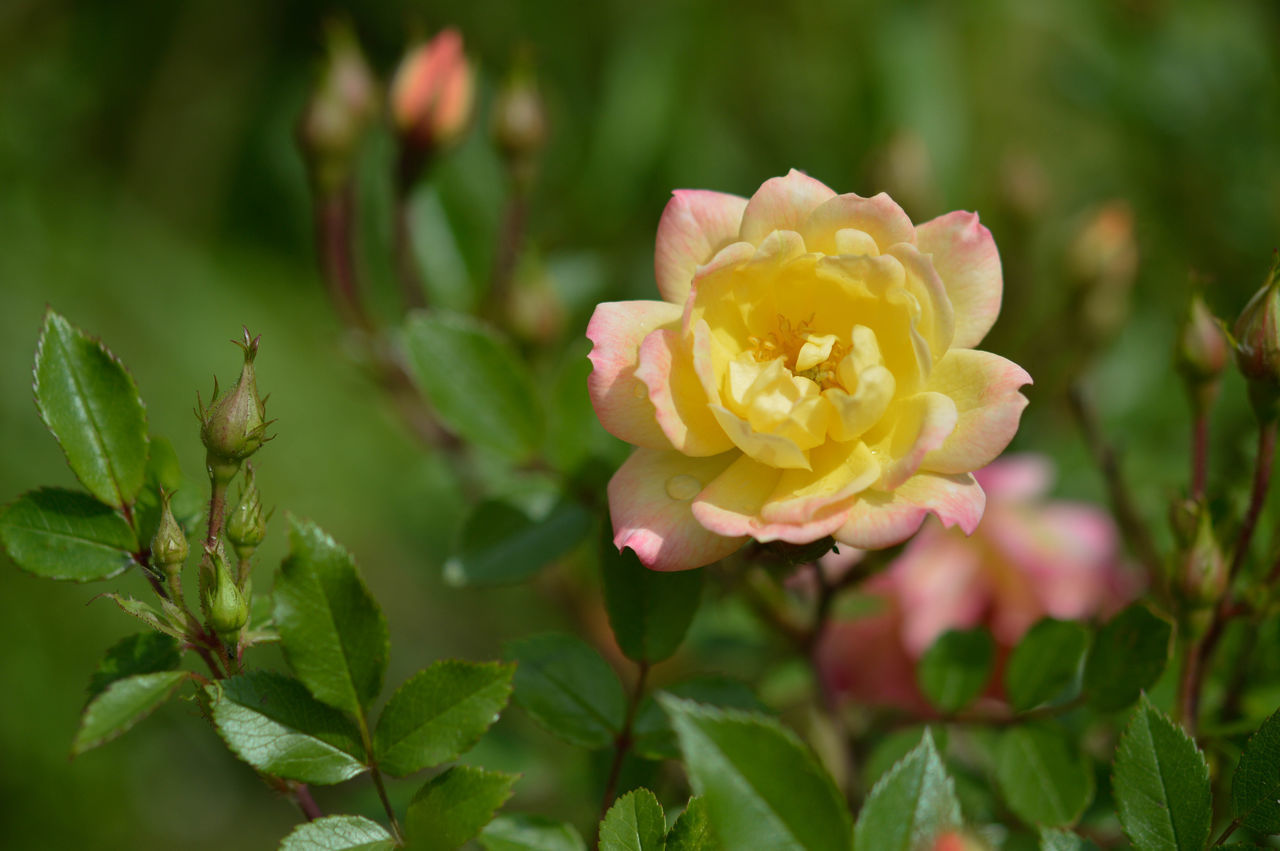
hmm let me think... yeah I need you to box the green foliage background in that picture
[1,0,1279,846]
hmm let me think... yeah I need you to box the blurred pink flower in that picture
[817,453,1139,711]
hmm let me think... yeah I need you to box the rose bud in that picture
[391,28,474,180]
[198,329,272,485]
[492,56,547,187]
[226,464,267,570]
[297,21,378,196]
[1067,201,1138,347]
[203,545,249,645]
[1179,503,1226,609]
[1175,292,1228,413]
[151,490,189,599]
[1233,255,1280,421]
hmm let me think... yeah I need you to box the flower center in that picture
[747,314,848,391]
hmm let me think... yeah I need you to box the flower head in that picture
[587,171,1032,570]
[391,29,474,161]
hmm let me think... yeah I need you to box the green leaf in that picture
[599,788,666,851]
[479,815,587,851]
[405,764,520,851]
[504,633,626,749]
[1232,704,1280,833]
[403,311,542,462]
[0,488,137,581]
[666,797,712,851]
[854,730,961,851]
[601,528,704,664]
[72,670,188,755]
[662,695,850,851]
[101,593,185,638]
[633,676,768,761]
[275,517,389,716]
[1039,828,1100,851]
[279,815,397,850]
[374,660,515,777]
[208,671,367,785]
[1005,619,1090,713]
[87,632,181,700]
[995,724,1094,827]
[443,500,592,587]
[1113,697,1211,851]
[1083,604,1171,712]
[34,310,148,507]
[860,727,947,794]
[916,628,994,713]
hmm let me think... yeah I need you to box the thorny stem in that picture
[1191,411,1209,502]
[315,186,372,333]
[1067,382,1163,580]
[599,661,650,824]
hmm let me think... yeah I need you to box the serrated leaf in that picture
[861,727,947,793]
[599,788,665,851]
[1083,604,1171,712]
[0,488,137,581]
[72,670,188,755]
[479,814,587,851]
[666,797,712,851]
[404,764,519,851]
[1113,697,1210,851]
[601,528,703,664]
[275,518,389,716]
[995,725,1094,827]
[854,730,960,851]
[916,628,994,713]
[444,500,592,587]
[100,593,185,638]
[209,671,367,785]
[279,815,396,850]
[1039,828,1100,851]
[1232,704,1280,833]
[374,660,515,777]
[1006,619,1090,713]
[403,311,542,462]
[34,311,148,507]
[504,633,625,749]
[87,632,181,700]
[662,695,850,851]
[633,676,768,761]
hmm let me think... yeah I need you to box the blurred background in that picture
[2,0,1279,846]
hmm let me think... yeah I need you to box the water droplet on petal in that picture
[665,474,702,501]
[633,382,648,399]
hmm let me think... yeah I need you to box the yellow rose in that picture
[587,170,1031,570]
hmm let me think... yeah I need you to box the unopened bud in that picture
[1233,255,1280,422]
[492,56,547,187]
[150,490,189,576]
[227,465,268,565]
[932,831,987,851]
[1178,504,1226,607]
[391,28,473,180]
[1177,292,1229,415]
[1067,201,1138,346]
[297,21,378,196]
[198,329,272,483]
[203,546,249,644]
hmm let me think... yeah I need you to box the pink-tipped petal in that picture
[609,448,745,571]
[655,190,749,305]
[692,454,851,544]
[835,471,986,550]
[760,441,880,525]
[887,243,956,356]
[739,170,836,245]
[972,453,1053,500]
[876,392,959,490]
[587,301,682,449]
[801,192,917,255]
[635,328,734,456]
[921,350,1032,475]
[917,211,1003,349]
[889,536,989,656]
[817,602,932,713]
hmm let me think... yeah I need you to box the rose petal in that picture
[635,328,734,456]
[709,404,811,470]
[972,453,1052,500]
[817,603,932,713]
[889,536,989,655]
[692,454,851,543]
[873,392,959,490]
[834,471,986,550]
[917,211,1003,349]
[655,190,749,305]
[587,300,682,449]
[886,242,956,357]
[760,441,880,525]
[921,350,1032,475]
[609,448,744,571]
[739,169,836,245]
[801,192,917,255]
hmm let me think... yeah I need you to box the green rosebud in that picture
[203,545,249,644]
[297,21,378,196]
[150,490,189,575]
[492,53,547,188]
[198,329,272,484]
[1175,292,1228,413]
[1178,503,1227,609]
[1233,255,1280,421]
[227,464,267,566]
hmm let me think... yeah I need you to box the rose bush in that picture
[817,454,1139,711]
[588,170,1032,570]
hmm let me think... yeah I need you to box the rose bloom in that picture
[587,170,1032,570]
[817,454,1140,712]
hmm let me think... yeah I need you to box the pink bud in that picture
[391,29,474,156]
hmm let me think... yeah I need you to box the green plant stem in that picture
[1191,410,1209,502]
[599,660,650,822]
[1213,818,1241,845]
[315,185,373,333]
[358,717,403,843]
[393,180,428,311]
[1227,420,1276,583]
[485,189,529,324]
